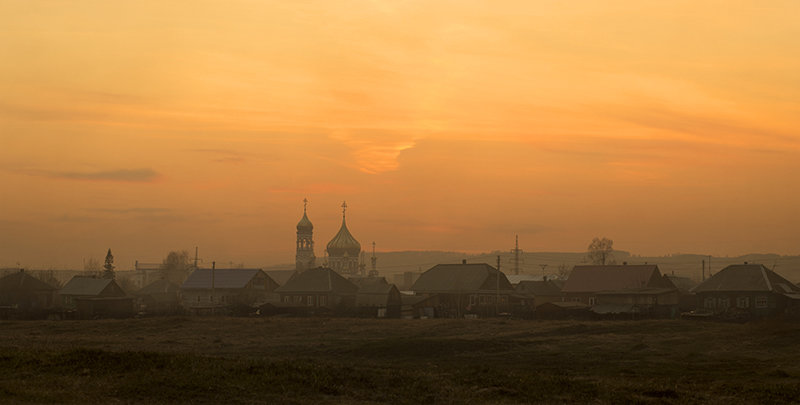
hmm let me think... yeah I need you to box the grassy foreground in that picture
[2,317,800,404]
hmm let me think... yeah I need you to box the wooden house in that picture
[562,264,679,317]
[274,267,358,314]
[410,262,514,318]
[351,277,401,318]
[180,268,279,315]
[692,263,800,319]
[0,270,57,318]
[133,279,181,314]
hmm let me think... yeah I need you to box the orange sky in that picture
[1,1,799,269]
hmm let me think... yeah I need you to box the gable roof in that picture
[275,267,358,294]
[562,265,674,293]
[350,277,394,294]
[693,264,800,294]
[0,271,57,292]
[264,270,296,286]
[515,280,562,296]
[60,276,117,296]
[411,263,514,293]
[181,268,266,290]
[135,279,179,296]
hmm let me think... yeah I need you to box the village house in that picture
[410,262,515,318]
[274,267,358,313]
[351,277,402,318]
[59,276,132,318]
[0,270,58,318]
[692,263,800,319]
[515,278,563,308]
[561,264,679,317]
[133,279,181,315]
[180,268,279,315]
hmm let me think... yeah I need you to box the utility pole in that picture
[702,259,705,282]
[496,255,501,316]
[540,264,548,279]
[510,234,523,275]
[194,247,199,269]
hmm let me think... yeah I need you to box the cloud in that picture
[94,207,171,214]
[329,130,419,174]
[15,168,160,182]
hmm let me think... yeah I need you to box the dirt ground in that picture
[2,317,800,404]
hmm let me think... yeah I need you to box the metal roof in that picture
[515,280,562,296]
[562,265,674,293]
[411,263,514,293]
[275,267,358,294]
[135,279,179,296]
[181,268,265,290]
[60,276,116,296]
[326,218,361,257]
[0,271,57,292]
[692,264,800,293]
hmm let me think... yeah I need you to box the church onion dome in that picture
[297,212,313,231]
[326,217,361,257]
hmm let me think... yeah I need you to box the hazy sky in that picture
[2,1,799,269]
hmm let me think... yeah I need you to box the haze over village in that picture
[2,1,800,403]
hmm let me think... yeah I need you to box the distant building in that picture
[0,270,57,317]
[59,276,132,318]
[59,276,128,309]
[133,279,181,314]
[562,264,679,317]
[515,279,563,308]
[351,277,401,318]
[295,198,316,272]
[275,267,358,312]
[692,263,800,319]
[411,262,514,318]
[180,268,279,315]
[326,202,362,276]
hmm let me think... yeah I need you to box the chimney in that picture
[623,262,628,265]
[462,259,467,264]
[543,275,547,282]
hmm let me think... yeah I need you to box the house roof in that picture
[60,276,116,296]
[561,265,674,293]
[275,267,358,294]
[135,279,179,296]
[264,270,296,286]
[666,275,698,292]
[181,268,266,290]
[515,280,562,296]
[351,277,393,294]
[411,263,514,293]
[692,264,800,294]
[506,274,545,285]
[0,271,57,292]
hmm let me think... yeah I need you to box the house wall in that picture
[697,291,784,317]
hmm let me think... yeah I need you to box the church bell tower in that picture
[295,198,316,272]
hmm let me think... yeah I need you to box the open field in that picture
[2,318,800,404]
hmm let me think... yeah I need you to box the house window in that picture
[319,295,327,306]
[756,296,768,308]
[210,295,214,303]
[717,298,730,309]
[469,295,477,306]
[704,297,715,309]
[588,297,597,305]
[294,295,302,304]
[307,295,314,307]
[479,295,487,304]
[736,296,750,308]
[283,296,290,304]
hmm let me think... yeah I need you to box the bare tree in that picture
[84,257,101,276]
[161,250,192,285]
[587,237,614,265]
[557,263,571,280]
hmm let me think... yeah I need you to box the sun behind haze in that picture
[1,1,799,269]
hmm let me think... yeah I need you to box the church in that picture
[295,199,363,276]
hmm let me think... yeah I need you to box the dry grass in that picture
[2,317,800,403]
